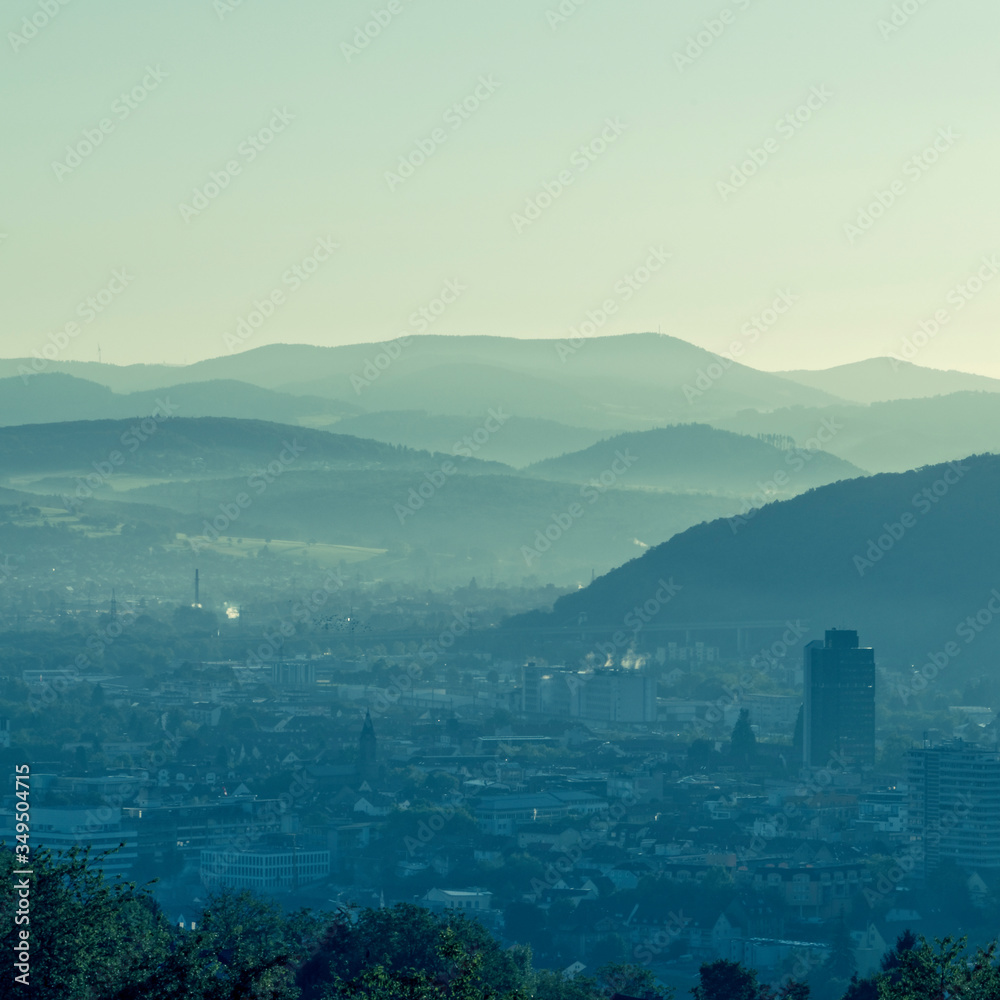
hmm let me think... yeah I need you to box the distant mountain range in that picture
[4,335,996,473]
[0,373,357,429]
[0,414,870,585]
[0,334,842,427]
[713,392,1000,473]
[777,357,1000,404]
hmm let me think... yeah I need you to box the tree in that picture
[688,738,712,770]
[874,935,1000,1000]
[825,920,856,982]
[692,959,765,1000]
[593,961,672,998]
[323,927,527,999]
[300,903,526,1000]
[777,983,810,1000]
[880,929,917,973]
[0,846,301,999]
[730,709,757,766]
[839,974,877,1000]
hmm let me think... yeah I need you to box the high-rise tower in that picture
[803,628,875,768]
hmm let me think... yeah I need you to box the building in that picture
[359,709,377,784]
[0,806,137,877]
[906,740,1000,872]
[741,694,801,736]
[803,629,875,768]
[422,888,492,912]
[200,845,330,890]
[521,665,656,722]
[475,791,608,836]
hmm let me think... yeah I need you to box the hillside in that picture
[777,358,1000,404]
[523,424,864,495]
[332,411,608,467]
[714,391,1000,472]
[120,469,739,584]
[0,373,358,427]
[0,416,503,483]
[507,452,1000,665]
[0,334,844,426]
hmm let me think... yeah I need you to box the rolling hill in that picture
[0,334,845,427]
[0,416,504,484]
[777,358,1000,404]
[0,373,358,428]
[523,424,865,495]
[331,411,609,467]
[713,392,1000,473]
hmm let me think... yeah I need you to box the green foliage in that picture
[873,936,1000,1000]
[692,959,768,1000]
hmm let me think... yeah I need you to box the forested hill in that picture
[523,424,864,494]
[507,451,1000,665]
[0,416,506,476]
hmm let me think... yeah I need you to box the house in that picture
[852,923,889,977]
[422,888,492,912]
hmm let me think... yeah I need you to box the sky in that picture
[2,0,998,375]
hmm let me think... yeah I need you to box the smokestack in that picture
[195,568,200,608]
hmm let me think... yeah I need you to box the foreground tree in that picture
[692,959,767,1000]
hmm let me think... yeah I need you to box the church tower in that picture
[359,709,377,784]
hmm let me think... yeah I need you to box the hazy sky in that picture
[3,0,998,374]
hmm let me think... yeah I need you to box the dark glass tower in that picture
[803,628,875,768]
